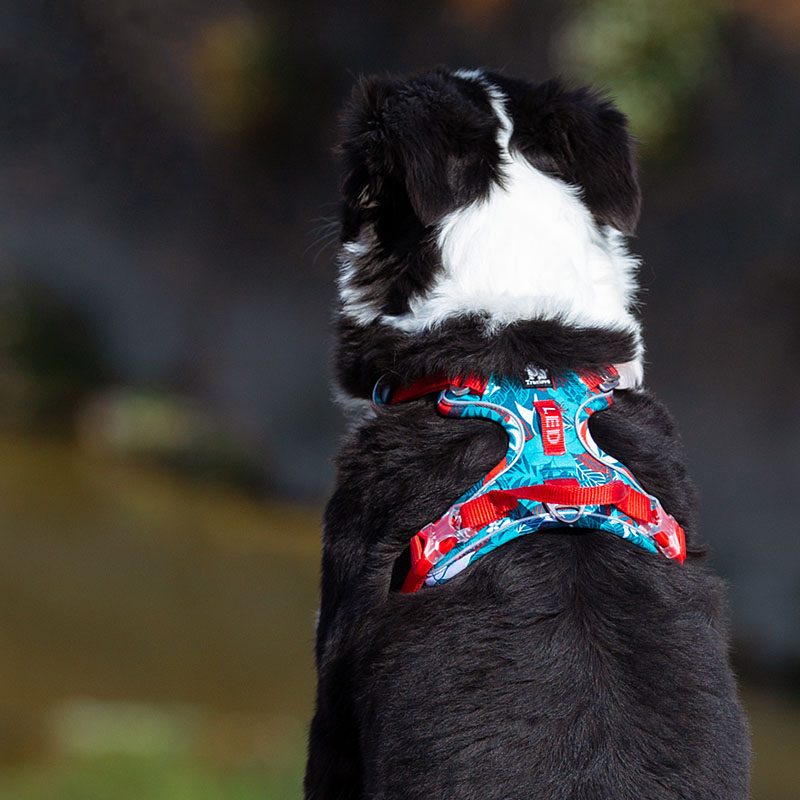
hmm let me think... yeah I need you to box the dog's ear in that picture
[494,77,641,234]
[338,72,499,232]
[338,76,397,233]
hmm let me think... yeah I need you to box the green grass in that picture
[2,691,799,800]
[0,754,304,800]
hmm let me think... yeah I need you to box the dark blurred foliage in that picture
[0,282,109,428]
[1,1,799,797]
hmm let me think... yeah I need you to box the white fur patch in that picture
[392,157,640,334]
[338,69,645,385]
[338,238,379,327]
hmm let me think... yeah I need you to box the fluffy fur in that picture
[307,67,750,799]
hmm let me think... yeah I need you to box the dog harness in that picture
[375,366,686,593]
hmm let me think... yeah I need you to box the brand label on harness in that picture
[534,399,566,455]
[523,365,552,388]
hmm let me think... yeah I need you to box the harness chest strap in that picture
[377,367,686,593]
[457,480,656,530]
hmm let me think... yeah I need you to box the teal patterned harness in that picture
[377,367,686,593]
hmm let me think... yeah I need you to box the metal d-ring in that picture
[371,374,393,405]
[545,503,584,524]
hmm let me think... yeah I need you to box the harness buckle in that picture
[401,509,471,593]
[648,506,686,563]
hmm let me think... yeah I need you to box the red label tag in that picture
[534,400,566,455]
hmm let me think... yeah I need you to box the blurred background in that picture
[1,0,799,797]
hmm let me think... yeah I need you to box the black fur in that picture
[487,74,642,234]
[334,314,641,401]
[338,69,502,316]
[307,69,750,799]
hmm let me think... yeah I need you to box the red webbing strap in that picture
[458,491,519,530]
[388,374,487,405]
[458,480,656,530]
[617,489,658,524]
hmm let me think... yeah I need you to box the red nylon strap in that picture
[534,400,566,455]
[401,534,432,594]
[458,491,519,530]
[617,489,657,524]
[388,374,487,404]
[458,480,656,530]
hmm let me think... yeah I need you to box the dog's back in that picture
[307,68,750,800]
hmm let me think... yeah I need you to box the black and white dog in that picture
[306,68,750,800]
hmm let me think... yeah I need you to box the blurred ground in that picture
[0,433,314,798]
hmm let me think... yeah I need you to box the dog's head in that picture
[335,68,644,396]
